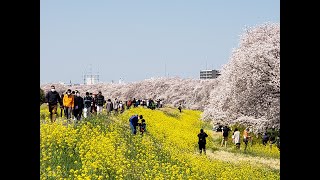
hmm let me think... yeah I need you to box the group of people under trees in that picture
[226,126,279,151]
[44,85,165,123]
[126,98,164,110]
[197,126,280,155]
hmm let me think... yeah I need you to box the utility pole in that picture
[205,56,208,70]
[89,64,92,85]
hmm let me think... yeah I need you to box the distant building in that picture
[119,78,123,84]
[83,64,99,85]
[200,69,220,79]
[83,74,99,85]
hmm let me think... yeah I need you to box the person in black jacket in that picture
[262,132,269,146]
[198,129,208,155]
[73,90,84,121]
[139,119,147,135]
[71,91,76,119]
[178,103,182,113]
[221,125,231,148]
[60,93,64,117]
[132,98,137,108]
[83,92,93,118]
[89,93,96,115]
[96,91,105,115]
[45,85,63,122]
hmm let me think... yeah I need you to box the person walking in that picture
[119,101,124,113]
[127,99,132,109]
[71,91,76,120]
[83,92,93,118]
[148,99,155,110]
[74,90,84,121]
[243,127,251,151]
[90,93,97,115]
[132,98,137,108]
[45,85,63,122]
[96,91,105,115]
[221,125,231,147]
[178,103,182,113]
[198,129,208,155]
[135,99,140,108]
[106,99,113,115]
[159,99,163,108]
[262,132,269,146]
[233,128,241,149]
[113,98,119,115]
[63,89,74,120]
[268,128,277,151]
[60,93,64,118]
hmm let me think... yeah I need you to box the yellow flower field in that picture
[40,106,280,179]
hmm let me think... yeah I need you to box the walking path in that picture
[205,149,280,170]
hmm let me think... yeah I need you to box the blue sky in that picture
[40,0,279,84]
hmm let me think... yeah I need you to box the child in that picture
[139,119,147,135]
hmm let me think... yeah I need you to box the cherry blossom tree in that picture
[202,23,280,134]
[41,77,217,110]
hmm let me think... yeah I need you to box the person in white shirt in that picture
[233,128,241,149]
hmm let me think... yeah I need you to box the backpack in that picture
[198,133,206,143]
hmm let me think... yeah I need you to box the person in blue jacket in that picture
[129,114,142,134]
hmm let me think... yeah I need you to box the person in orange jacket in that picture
[63,89,74,119]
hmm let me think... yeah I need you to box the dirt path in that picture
[205,149,280,170]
